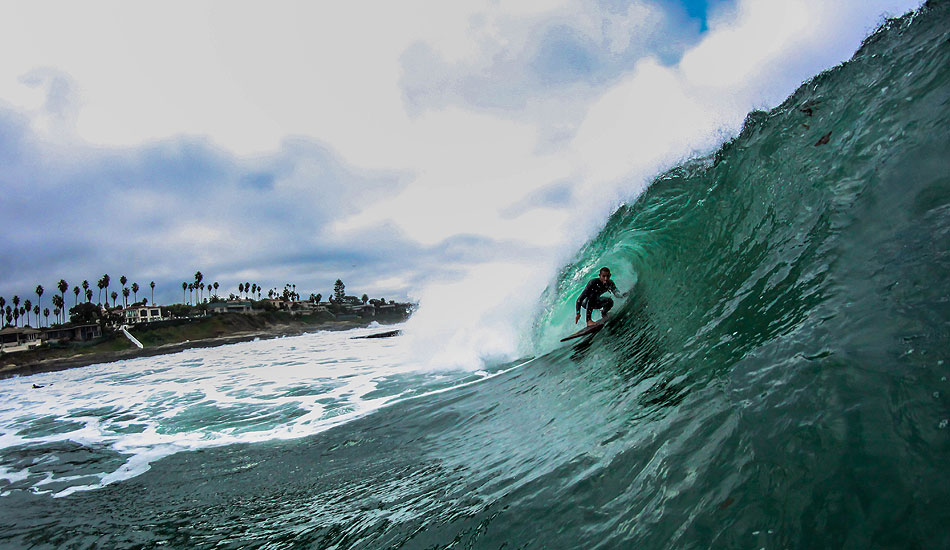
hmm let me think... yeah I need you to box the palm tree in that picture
[200,282,205,303]
[122,287,130,308]
[188,283,195,304]
[119,276,128,307]
[23,299,32,326]
[131,282,139,303]
[85,289,93,303]
[213,282,219,298]
[239,283,244,298]
[4,306,11,327]
[12,296,20,323]
[150,281,156,304]
[50,295,63,323]
[102,274,110,306]
[97,278,105,304]
[194,271,203,302]
[182,282,188,304]
[73,286,80,307]
[0,297,5,325]
[82,280,90,298]
[43,308,49,326]
[13,307,20,327]
[35,285,44,321]
[315,293,322,303]
[53,307,60,323]
[110,291,118,308]
[33,305,39,326]
[57,279,68,313]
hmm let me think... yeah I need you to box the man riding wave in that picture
[575,267,627,327]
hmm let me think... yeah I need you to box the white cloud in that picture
[0,0,926,366]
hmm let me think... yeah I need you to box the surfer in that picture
[575,267,627,327]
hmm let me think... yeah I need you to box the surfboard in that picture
[560,319,606,342]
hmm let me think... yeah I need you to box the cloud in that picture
[0,103,527,304]
[0,0,926,366]
[500,180,574,219]
[399,0,701,117]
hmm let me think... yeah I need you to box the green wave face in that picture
[536,2,950,380]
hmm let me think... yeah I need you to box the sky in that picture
[0,0,924,361]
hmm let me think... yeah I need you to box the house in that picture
[261,299,284,310]
[289,300,327,313]
[208,301,253,314]
[123,305,165,324]
[0,327,42,353]
[342,295,364,306]
[44,324,102,344]
[376,303,410,318]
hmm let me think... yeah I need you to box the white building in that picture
[123,306,165,324]
[0,327,41,353]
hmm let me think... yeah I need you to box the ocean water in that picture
[2,1,950,548]
[0,325,512,498]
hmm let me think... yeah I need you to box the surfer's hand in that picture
[575,313,580,324]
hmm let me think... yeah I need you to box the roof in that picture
[0,327,40,335]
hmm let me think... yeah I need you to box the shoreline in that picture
[0,319,387,381]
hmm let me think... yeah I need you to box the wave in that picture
[1,2,948,548]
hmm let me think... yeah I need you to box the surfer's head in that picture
[599,267,611,283]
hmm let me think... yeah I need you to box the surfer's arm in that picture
[609,281,627,298]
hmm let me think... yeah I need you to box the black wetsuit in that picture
[576,278,618,322]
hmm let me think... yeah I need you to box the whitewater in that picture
[0,325,519,498]
[2,1,949,548]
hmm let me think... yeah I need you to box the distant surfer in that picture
[575,267,627,327]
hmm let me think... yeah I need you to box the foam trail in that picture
[402,261,555,370]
